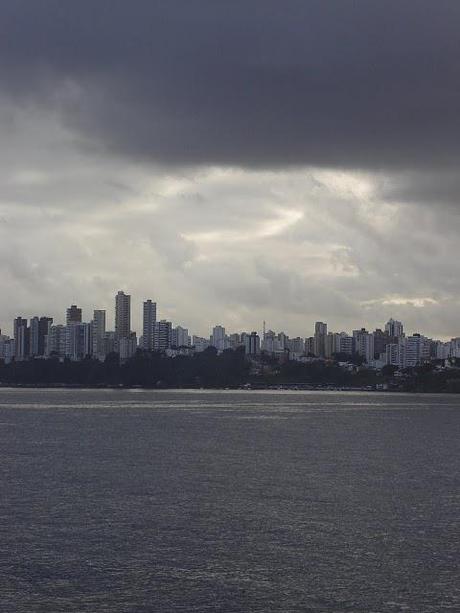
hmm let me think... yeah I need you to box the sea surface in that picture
[0,389,459,612]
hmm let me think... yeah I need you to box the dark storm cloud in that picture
[2,0,460,170]
[379,170,460,207]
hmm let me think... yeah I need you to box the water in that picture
[0,389,458,612]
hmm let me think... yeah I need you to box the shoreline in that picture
[0,383,458,394]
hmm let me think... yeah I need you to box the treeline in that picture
[0,348,250,387]
[0,348,371,388]
[401,363,460,393]
[1,348,460,391]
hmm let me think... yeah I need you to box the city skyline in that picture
[0,290,458,343]
[2,288,460,370]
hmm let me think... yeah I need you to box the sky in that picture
[1,0,460,339]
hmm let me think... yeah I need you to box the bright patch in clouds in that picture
[183,207,303,244]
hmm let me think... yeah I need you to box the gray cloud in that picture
[378,171,460,208]
[1,2,460,341]
[2,1,460,170]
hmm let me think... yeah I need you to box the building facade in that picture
[142,299,157,350]
[115,291,131,340]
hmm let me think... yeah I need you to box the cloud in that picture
[2,1,460,172]
[1,3,459,341]
[1,128,459,339]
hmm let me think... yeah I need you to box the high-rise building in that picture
[353,328,374,363]
[261,330,291,355]
[171,325,190,348]
[46,325,67,358]
[115,291,131,340]
[385,318,404,339]
[261,329,276,353]
[386,342,403,367]
[13,317,29,361]
[314,322,328,357]
[0,333,9,361]
[29,316,40,357]
[91,310,106,359]
[154,320,172,352]
[373,328,389,359]
[29,316,53,357]
[39,317,53,356]
[338,333,353,356]
[277,332,288,352]
[66,305,82,325]
[142,300,157,350]
[386,334,429,368]
[325,332,350,357]
[210,325,226,352]
[286,337,305,355]
[403,334,430,367]
[65,323,91,361]
[305,337,315,356]
[1,337,16,363]
[228,333,242,350]
[325,332,336,358]
[242,331,260,355]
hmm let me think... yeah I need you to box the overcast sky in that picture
[1,1,460,339]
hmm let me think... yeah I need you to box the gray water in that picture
[0,389,459,612]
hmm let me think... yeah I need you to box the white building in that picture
[210,325,226,352]
[404,334,430,367]
[171,325,190,348]
[325,332,352,358]
[338,333,353,356]
[353,329,374,363]
[386,342,403,367]
[46,325,67,358]
[386,334,430,368]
